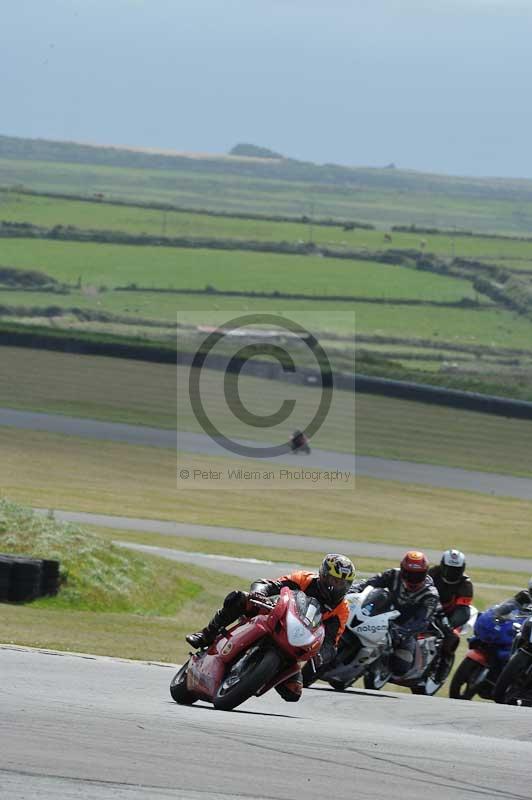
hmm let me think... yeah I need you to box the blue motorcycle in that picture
[449,599,526,701]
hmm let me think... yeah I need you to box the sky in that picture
[2,0,532,178]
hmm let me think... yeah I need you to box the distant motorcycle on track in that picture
[290,430,311,455]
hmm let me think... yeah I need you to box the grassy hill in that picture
[3,134,532,233]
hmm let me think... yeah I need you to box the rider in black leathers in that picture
[429,549,474,629]
[290,429,309,452]
[429,549,474,681]
[353,551,455,676]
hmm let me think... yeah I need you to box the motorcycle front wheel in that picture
[302,660,323,688]
[410,654,455,696]
[329,678,348,692]
[493,651,532,705]
[170,659,198,705]
[449,657,487,700]
[363,662,391,691]
[214,647,281,711]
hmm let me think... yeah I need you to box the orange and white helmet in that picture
[400,550,429,591]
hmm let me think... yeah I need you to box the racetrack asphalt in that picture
[4,407,532,500]
[38,508,532,574]
[2,645,532,800]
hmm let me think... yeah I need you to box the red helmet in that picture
[400,551,429,591]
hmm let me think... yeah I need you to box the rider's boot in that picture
[186,593,245,649]
[434,653,453,684]
[185,625,218,649]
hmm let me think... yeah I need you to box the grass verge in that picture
[1,347,532,476]
[2,428,532,559]
[0,498,245,661]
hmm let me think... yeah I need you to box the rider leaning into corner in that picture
[186,553,356,701]
[353,551,459,678]
[290,429,308,450]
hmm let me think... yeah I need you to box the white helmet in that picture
[440,549,466,584]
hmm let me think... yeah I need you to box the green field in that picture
[0,180,532,388]
[4,153,532,234]
[5,287,532,354]
[0,237,480,301]
[2,190,532,270]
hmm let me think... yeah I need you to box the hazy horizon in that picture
[2,0,532,180]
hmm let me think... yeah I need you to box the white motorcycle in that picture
[302,586,400,691]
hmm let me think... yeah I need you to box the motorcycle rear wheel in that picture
[170,660,198,705]
[449,658,486,700]
[214,647,281,711]
[493,651,532,705]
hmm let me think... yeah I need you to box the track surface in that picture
[4,407,532,499]
[42,509,532,573]
[2,646,532,800]
[115,542,520,591]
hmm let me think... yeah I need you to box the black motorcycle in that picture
[290,432,310,455]
[493,614,532,706]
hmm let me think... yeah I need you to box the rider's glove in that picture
[248,591,268,603]
[442,630,460,655]
[390,624,407,646]
[246,591,274,613]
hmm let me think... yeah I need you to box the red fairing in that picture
[465,648,489,666]
[187,616,268,698]
[185,587,324,704]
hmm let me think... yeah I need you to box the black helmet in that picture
[440,549,466,584]
[318,554,355,607]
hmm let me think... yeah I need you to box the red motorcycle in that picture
[170,588,324,711]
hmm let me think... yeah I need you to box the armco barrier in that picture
[2,330,532,421]
[350,374,532,421]
[0,554,60,602]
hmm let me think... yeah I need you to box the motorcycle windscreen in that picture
[360,588,392,617]
[285,592,323,646]
[294,591,322,629]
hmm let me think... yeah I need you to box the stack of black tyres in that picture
[0,555,12,601]
[0,554,60,602]
[41,559,61,596]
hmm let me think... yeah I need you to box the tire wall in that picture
[0,554,60,602]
